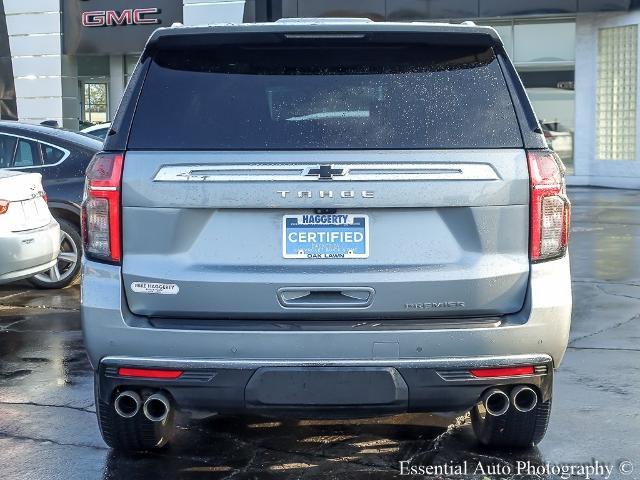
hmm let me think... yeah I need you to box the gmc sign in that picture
[81,8,161,27]
[64,0,182,54]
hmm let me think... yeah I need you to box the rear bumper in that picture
[0,220,60,283]
[97,354,554,416]
[82,254,571,414]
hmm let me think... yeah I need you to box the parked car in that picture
[82,20,572,451]
[0,170,60,283]
[0,121,102,288]
[81,123,111,141]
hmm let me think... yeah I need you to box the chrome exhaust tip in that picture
[511,386,538,413]
[114,391,141,418]
[481,388,510,417]
[143,392,170,422]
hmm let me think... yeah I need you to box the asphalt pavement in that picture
[0,186,638,480]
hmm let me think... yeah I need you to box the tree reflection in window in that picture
[83,83,108,124]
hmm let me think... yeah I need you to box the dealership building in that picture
[1,0,640,187]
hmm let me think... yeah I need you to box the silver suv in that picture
[81,20,572,451]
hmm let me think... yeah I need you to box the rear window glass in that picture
[0,135,17,168]
[14,139,41,167]
[129,44,522,150]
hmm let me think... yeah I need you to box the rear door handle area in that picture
[277,287,375,308]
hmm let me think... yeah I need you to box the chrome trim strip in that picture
[101,354,552,370]
[153,163,500,182]
[277,286,375,308]
[0,132,71,169]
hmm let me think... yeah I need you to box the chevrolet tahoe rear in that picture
[81,19,572,451]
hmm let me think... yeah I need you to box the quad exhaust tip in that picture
[481,388,510,417]
[114,391,141,418]
[510,385,538,413]
[143,392,171,422]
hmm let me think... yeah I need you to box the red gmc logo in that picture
[81,8,161,27]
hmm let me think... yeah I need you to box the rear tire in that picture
[471,389,551,448]
[95,382,175,451]
[29,218,82,289]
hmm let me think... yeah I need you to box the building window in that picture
[479,20,575,66]
[125,55,140,86]
[514,21,575,65]
[83,83,108,124]
[479,19,576,172]
[597,25,637,161]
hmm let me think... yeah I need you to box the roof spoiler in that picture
[141,22,502,59]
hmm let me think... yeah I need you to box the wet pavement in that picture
[0,186,639,479]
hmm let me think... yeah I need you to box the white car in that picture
[81,123,111,141]
[0,170,60,284]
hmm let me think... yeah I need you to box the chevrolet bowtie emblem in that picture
[304,165,348,180]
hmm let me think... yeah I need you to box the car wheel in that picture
[471,389,551,448]
[29,219,82,289]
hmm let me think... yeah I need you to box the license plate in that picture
[22,199,37,220]
[283,214,369,259]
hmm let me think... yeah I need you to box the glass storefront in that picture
[83,83,108,124]
[125,55,140,84]
[76,54,141,128]
[528,85,575,170]
[78,56,110,128]
[513,21,575,64]
[481,19,576,172]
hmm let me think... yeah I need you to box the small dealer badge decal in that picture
[131,282,179,295]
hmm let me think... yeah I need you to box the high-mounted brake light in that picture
[81,152,124,263]
[470,366,535,378]
[117,368,183,379]
[527,150,571,262]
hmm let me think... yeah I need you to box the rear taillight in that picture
[81,152,124,263]
[0,200,9,215]
[527,150,571,262]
